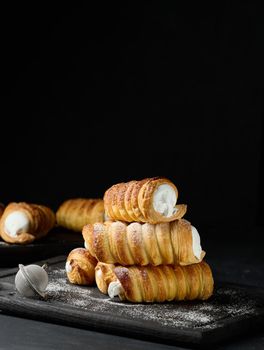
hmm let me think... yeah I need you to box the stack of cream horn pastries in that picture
[65,177,214,303]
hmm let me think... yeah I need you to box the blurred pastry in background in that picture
[65,247,97,285]
[0,202,56,244]
[56,198,105,232]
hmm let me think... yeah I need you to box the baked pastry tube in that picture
[82,219,205,266]
[0,202,55,244]
[96,261,214,302]
[56,198,105,232]
[65,248,97,285]
[95,262,117,294]
[103,177,187,224]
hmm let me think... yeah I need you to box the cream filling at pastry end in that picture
[4,211,30,238]
[65,261,72,273]
[153,184,177,217]
[108,281,123,298]
[191,225,202,260]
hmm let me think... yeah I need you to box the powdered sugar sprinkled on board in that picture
[45,265,261,330]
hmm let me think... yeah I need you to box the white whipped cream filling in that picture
[4,211,30,238]
[108,281,123,298]
[191,225,202,260]
[153,184,177,217]
[65,261,72,273]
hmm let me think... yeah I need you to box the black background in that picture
[1,2,263,230]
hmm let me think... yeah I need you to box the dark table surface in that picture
[0,225,264,350]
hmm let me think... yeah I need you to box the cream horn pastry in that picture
[104,177,187,224]
[66,248,97,285]
[0,202,55,244]
[56,198,105,232]
[95,262,117,294]
[96,261,214,302]
[82,219,205,266]
[0,203,4,219]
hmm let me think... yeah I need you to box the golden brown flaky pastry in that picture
[56,198,105,232]
[0,202,55,244]
[103,177,187,224]
[0,203,4,219]
[95,262,117,294]
[66,248,97,285]
[83,219,205,266]
[96,261,214,302]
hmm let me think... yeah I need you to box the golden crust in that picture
[113,261,214,302]
[95,262,117,294]
[82,219,205,266]
[56,198,104,232]
[104,177,187,224]
[124,181,138,221]
[0,202,55,244]
[66,248,97,285]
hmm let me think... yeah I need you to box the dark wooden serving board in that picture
[0,256,263,348]
[0,229,84,267]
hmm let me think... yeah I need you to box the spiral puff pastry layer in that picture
[104,177,187,224]
[95,261,214,302]
[95,262,116,294]
[83,219,205,266]
[66,248,97,285]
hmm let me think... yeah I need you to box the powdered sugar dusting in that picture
[45,264,261,330]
